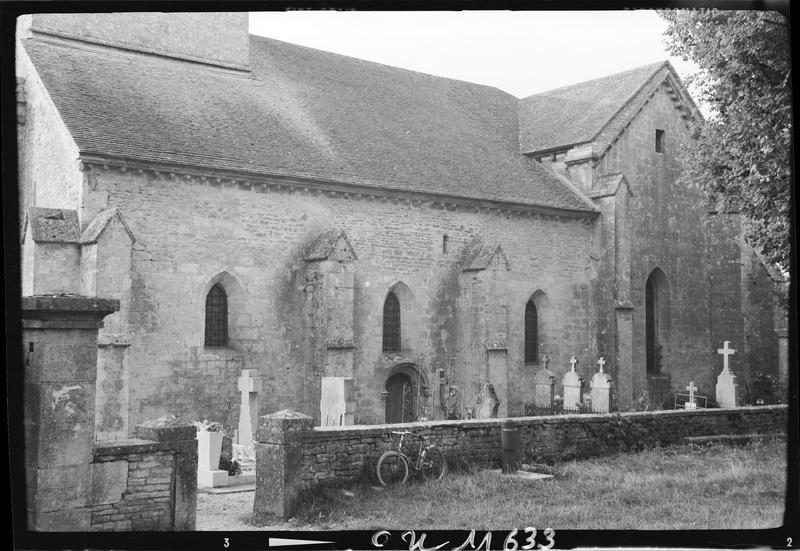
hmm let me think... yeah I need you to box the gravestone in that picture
[715,341,739,408]
[562,356,583,412]
[320,376,355,427]
[590,357,612,413]
[684,381,698,410]
[237,369,262,448]
[533,356,555,410]
[476,383,500,419]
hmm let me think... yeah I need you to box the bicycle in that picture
[375,430,447,486]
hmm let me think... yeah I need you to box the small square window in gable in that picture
[655,129,665,153]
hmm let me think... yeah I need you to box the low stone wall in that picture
[91,424,197,531]
[255,405,787,520]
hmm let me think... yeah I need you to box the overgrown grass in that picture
[197,437,787,530]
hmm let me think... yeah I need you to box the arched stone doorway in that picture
[384,364,427,423]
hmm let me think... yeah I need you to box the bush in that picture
[741,372,786,405]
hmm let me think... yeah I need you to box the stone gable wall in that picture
[16,46,84,228]
[595,81,778,396]
[80,166,597,429]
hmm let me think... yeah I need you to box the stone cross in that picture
[597,356,606,373]
[716,341,739,408]
[717,341,735,373]
[542,355,550,369]
[570,356,578,371]
[685,381,698,410]
[686,381,697,402]
[237,369,262,449]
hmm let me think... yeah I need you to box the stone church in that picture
[16,12,782,436]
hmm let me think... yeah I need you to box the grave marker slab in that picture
[533,364,555,410]
[590,357,612,413]
[562,356,583,412]
[320,377,355,427]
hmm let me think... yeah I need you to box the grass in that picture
[195,437,787,530]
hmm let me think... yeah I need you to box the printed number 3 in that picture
[224,538,230,548]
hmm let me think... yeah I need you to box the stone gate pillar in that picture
[23,295,119,530]
[254,409,313,521]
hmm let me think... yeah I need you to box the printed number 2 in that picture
[224,538,230,548]
[787,537,792,547]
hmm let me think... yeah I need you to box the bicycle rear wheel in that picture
[420,446,446,481]
[376,451,410,486]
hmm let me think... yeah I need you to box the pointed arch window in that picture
[525,300,539,363]
[383,291,401,352]
[205,283,228,347]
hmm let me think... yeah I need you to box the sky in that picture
[249,10,701,100]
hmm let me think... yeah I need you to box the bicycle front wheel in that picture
[420,446,447,481]
[376,451,410,486]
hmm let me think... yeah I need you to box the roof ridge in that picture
[588,61,670,143]
[521,61,667,100]
[249,33,517,98]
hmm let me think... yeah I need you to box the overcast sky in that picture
[249,10,701,99]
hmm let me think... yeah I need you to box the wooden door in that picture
[385,373,414,423]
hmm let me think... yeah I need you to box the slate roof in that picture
[24,208,80,243]
[24,35,593,213]
[80,207,136,244]
[304,229,357,262]
[463,244,509,272]
[518,62,667,154]
[589,173,632,199]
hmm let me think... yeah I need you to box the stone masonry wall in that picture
[16,44,84,228]
[90,423,197,531]
[295,405,787,488]
[78,165,598,429]
[91,444,174,531]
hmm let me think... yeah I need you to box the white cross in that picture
[570,356,578,372]
[686,381,697,403]
[542,355,550,369]
[597,357,606,373]
[717,341,736,373]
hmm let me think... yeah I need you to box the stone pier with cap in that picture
[23,294,119,530]
[254,409,314,521]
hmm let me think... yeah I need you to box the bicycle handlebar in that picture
[390,430,427,440]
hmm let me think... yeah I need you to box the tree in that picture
[660,9,792,274]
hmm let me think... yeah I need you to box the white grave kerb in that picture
[237,369,262,449]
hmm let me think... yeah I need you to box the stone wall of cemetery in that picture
[294,405,787,486]
[78,165,598,429]
[90,425,198,531]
